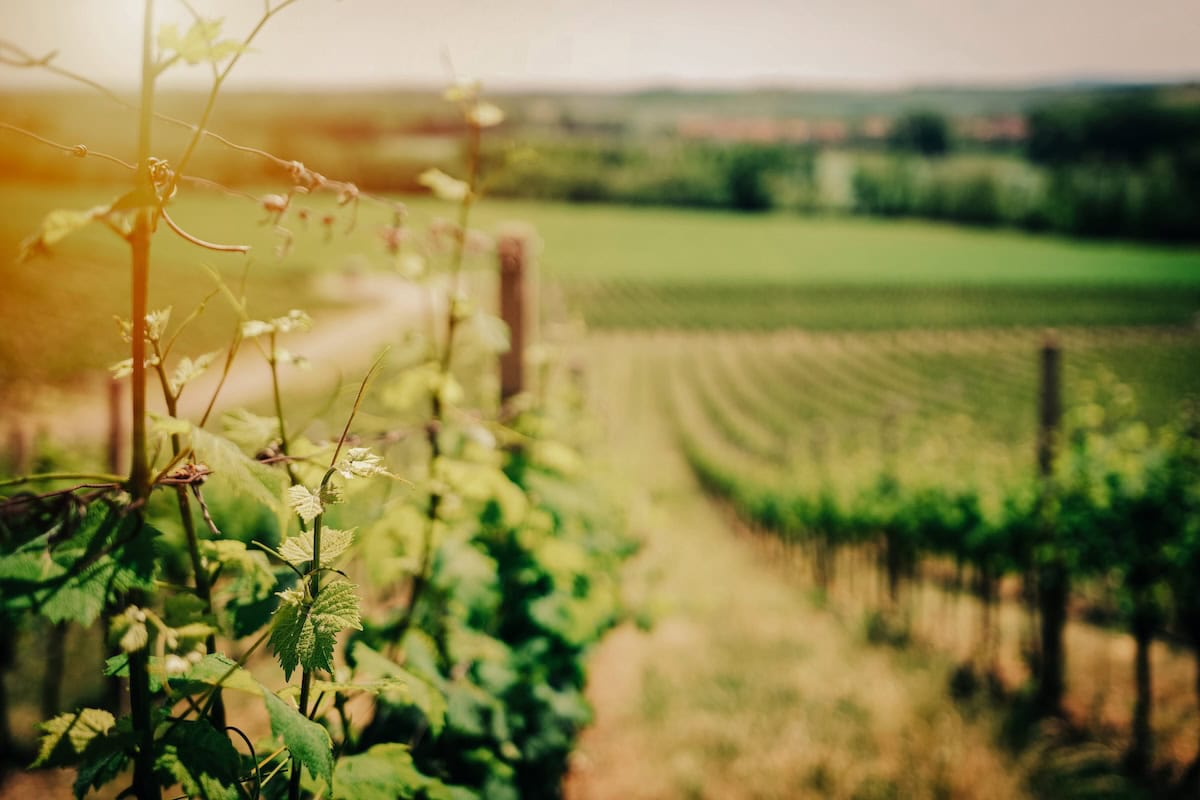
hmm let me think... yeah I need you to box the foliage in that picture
[670,329,1200,785]
[887,110,952,157]
[0,7,630,799]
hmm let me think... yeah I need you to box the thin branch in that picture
[190,485,221,538]
[329,349,390,468]
[166,0,301,198]
[161,207,251,253]
[224,724,261,800]
[0,40,130,108]
[162,288,220,360]
[0,42,397,209]
[0,122,257,204]
[0,472,124,489]
[0,122,135,170]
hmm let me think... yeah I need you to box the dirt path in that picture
[9,273,435,448]
[563,334,1032,800]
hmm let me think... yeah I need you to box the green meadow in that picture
[2,182,1199,384]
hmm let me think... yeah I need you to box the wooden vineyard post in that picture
[1037,336,1061,476]
[498,230,529,403]
[6,424,30,475]
[1035,333,1067,715]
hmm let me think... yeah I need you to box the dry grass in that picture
[565,336,1031,800]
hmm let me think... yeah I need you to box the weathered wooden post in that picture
[1035,333,1066,715]
[6,423,30,475]
[1037,335,1061,477]
[497,229,530,403]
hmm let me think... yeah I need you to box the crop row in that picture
[665,326,1200,784]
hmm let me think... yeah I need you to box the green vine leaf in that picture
[157,19,248,66]
[264,690,334,788]
[241,309,313,339]
[349,642,447,736]
[220,408,282,451]
[154,719,242,800]
[268,582,361,679]
[171,652,265,698]
[287,485,324,523]
[311,580,363,637]
[169,350,220,395]
[278,527,356,567]
[332,743,444,800]
[418,168,469,202]
[33,708,115,768]
[269,589,312,680]
[0,505,159,626]
[334,447,389,479]
[18,205,111,262]
[189,424,286,511]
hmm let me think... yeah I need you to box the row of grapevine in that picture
[661,328,1200,786]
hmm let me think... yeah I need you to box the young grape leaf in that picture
[334,448,387,479]
[418,168,469,202]
[263,690,334,787]
[269,581,359,678]
[157,19,248,66]
[311,580,363,637]
[169,350,220,395]
[278,527,356,567]
[269,589,313,680]
[287,485,324,523]
[241,309,313,339]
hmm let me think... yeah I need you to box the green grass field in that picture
[3,181,1199,386]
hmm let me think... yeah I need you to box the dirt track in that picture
[7,273,435,450]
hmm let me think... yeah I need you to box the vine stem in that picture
[287,357,382,800]
[149,340,226,729]
[127,2,158,798]
[394,117,483,645]
[268,331,304,491]
[0,472,124,489]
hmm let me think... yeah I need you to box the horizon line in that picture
[4,71,1199,97]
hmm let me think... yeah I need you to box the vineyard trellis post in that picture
[498,230,528,402]
[1035,334,1066,715]
[6,425,30,475]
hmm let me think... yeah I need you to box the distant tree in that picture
[723,145,779,212]
[888,110,951,156]
[1027,93,1200,166]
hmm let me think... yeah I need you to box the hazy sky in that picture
[2,0,1199,91]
